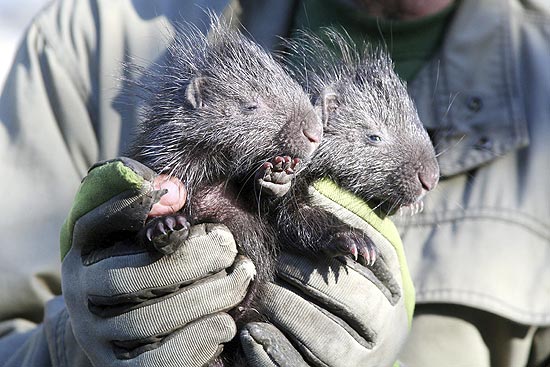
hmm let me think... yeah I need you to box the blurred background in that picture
[0,0,50,89]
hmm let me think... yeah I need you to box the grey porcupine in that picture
[127,15,327,283]
[215,31,440,367]
[211,31,440,367]
[274,30,440,266]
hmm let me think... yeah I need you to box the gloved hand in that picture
[60,158,255,367]
[240,179,414,367]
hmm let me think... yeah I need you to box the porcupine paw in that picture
[256,156,301,197]
[140,215,190,255]
[324,231,378,266]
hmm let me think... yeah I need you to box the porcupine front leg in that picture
[280,202,378,266]
[324,230,378,266]
[255,156,301,197]
[138,214,191,255]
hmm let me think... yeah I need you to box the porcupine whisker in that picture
[434,134,465,158]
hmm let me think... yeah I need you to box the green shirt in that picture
[292,0,458,81]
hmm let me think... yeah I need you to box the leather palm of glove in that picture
[240,179,414,367]
[60,158,255,367]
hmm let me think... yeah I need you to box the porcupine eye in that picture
[366,134,382,144]
[242,102,259,113]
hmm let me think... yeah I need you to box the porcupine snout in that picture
[300,107,323,155]
[417,158,440,194]
[418,167,439,192]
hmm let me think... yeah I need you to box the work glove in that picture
[240,179,414,367]
[60,158,255,367]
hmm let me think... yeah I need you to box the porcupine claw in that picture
[324,231,378,266]
[140,214,191,255]
[255,156,301,197]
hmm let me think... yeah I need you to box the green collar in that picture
[292,0,459,81]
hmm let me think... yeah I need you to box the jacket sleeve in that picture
[0,0,100,327]
[0,297,94,367]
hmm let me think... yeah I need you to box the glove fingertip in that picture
[60,159,154,260]
[241,322,308,367]
[232,256,257,281]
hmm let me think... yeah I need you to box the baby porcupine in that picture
[275,30,440,265]
[127,16,332,285]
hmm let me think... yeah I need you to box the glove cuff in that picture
[311,178,415,325]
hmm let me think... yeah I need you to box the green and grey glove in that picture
[60,158,255,367]
[241,179,414,367]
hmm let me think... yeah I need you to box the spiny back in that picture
[130,14,321,184]
[148,15,306,122]
[287,29,421,137]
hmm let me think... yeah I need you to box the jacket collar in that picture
[408,0,528,176]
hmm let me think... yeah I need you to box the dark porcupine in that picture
[274,30,440,267]
[216,31,440,366]
[125,14,333,367]
[127,15,329,278]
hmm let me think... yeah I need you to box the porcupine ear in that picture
[318,87,339,127]
[185,76,209,108]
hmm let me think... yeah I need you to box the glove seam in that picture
[271,278,376,349]
[87,269,230,318]
[292,338,330,367]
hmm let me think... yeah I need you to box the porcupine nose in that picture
[302,114,323,145]
[303,128,321,143]
[418,169,439,192]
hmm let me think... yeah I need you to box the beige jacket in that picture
[396,0,550,326]
[0,0,548,364]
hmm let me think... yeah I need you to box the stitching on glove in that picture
[87,269,229,318]
[340,257,401,305]
[291,338,330,367]
[271,279,376,348]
